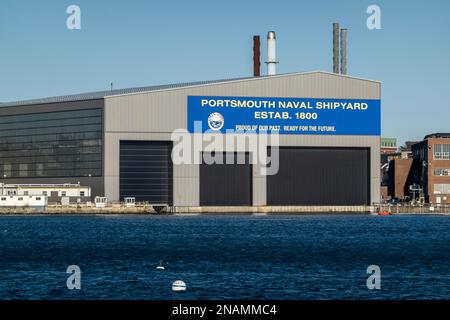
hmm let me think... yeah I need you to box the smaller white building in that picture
[0,195,47,207]
[0,183,91,204]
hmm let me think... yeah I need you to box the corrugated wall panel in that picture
[200,153,252,206]
[119,140,173,204]
[267,147,370,205]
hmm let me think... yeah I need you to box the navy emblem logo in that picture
[207,112,224,131]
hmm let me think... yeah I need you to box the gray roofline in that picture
[106,71,380,100]
[1,71,380,108]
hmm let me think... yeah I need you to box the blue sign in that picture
[187,96,380,135]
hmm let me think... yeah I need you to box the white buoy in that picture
[172,280,187,292]
[156,260,166,270]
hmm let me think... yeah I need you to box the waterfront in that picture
[0,214,450,300]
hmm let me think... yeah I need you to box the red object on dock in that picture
[378,211,391,216]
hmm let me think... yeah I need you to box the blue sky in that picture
[1,0,449,145]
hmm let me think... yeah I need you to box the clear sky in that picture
[1,0,449,145]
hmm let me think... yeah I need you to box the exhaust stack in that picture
[340,28,347,75]
[265,31,278,75]
[253,35,261,77]
[333,23,340,74]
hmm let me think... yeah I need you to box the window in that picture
[80,191,85,197]
[434,144,442,159]
[434,184,450,194]
[445,144,450,159]
[19,164,28,177]
[434,144,450,160]
[36,197,41,200]
[1,197,6,201]
[3,164,11,177]
[18,197,23,201]
[36,163,44,176]
[24,191,29,195]
[43,191,47,196]
[434,169,450,176]
[62,191,66,197]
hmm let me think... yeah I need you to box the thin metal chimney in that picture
[333,23,339,74]
[340,28,347,75]
[253,35,261,77]
[266,31,278,75]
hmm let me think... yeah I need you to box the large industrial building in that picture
[0,71,381,208]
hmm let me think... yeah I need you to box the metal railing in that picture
[374,202,450,214]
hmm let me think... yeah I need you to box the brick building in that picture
[387,158,414,199]
[411,133,450,204]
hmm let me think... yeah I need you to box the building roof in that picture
[0,71,380,108]
[424,133,450,139]
[0,77,250,108]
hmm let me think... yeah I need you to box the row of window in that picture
[0,115,101,131]
[19,191,85,197]
[434,169,450,176]
[382,141,396,147]
[434,144,450,160]
[0,145,102,158]
[1,162,101,178]
[0,108,102,124]
[0,131,102,146]
[1,196,43,201]
[1,154,102,164]
[1,168,102,178]
[1,123,102,137]
[434,184,450,194]
[0,139,101,153]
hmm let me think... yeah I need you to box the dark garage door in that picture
[200,152,252,206]
[120,141,173,204]
[267,147,370,206]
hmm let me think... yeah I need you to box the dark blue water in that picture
[0,214,450,300]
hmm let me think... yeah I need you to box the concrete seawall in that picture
[1,205,372,215]
[2,204,450,215]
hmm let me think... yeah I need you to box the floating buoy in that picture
[156,260,166,270]
[172,280,186,292]
[378,211,391,216]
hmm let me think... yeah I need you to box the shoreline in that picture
[0,205,371,215]
[0,211,372,216]
[1,204,450,216]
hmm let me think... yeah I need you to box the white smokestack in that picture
[266,31,278,75]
